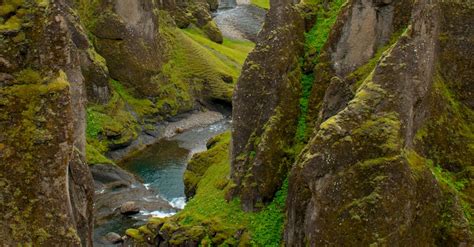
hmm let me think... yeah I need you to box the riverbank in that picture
[106,110,226,162]
[214,4,266,41]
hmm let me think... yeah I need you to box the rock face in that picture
[307,0,413,128]
[91,0,165,97]
[0,1,95,245]
[230,0,305,211]
[285,0,473,245]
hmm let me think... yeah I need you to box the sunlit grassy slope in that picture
[85,25,254,165]
[251,0,270,9]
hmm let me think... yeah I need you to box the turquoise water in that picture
[121,118,230,204]
[121,140,189,202]
[94,119,230,246]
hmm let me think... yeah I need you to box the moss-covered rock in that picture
[285,0,473,245]
[230,0,305,211]
[0,1,94,245]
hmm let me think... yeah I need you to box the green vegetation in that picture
[251,0,270,9]
[127,132,288,245]
[84,21,255,165]
[295,0,347,143]
[85,82,140,162]
[413,73,474,230]
[249,178,288,246]
[183,28,254,66]
[295,73,314,143]
[85,143,114,165]
[430,162,469,193]
[304,0,347,62]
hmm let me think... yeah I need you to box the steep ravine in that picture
[91,1,265,245]
[1,0,472,246]
[124,0,473,246]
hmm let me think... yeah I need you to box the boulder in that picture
[104,232,123,244]
[120,201,140,215]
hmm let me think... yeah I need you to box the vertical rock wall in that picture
[0,1,95,245]
[230,0,304,211]
[285,0,473,245]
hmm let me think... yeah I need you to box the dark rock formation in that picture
[285,0,473,245]
[230,0,305,211]
[0,0,95,245]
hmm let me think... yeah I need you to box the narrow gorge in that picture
[0,0,472,246]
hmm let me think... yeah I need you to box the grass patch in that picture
[295,0,347,143]
[109,79,158,118]
[183,27,254,66]
[249,178,288,246]
[85,143,114,165]
[251,0,270,9]
[304,0,347,62]
[295,73,315,143]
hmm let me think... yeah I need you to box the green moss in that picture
[296,0,347,143]
[0,14,22,31]
[414,72,473,187]
[125,229,145,241]
[251,0,270,9]
[87,47,108,71]
[109,79,157,118]
[0,69,82,244]
[295,73,314,142]
[14,68,42,84]
[248,178,288,246]
[0,0,23,16]
[85,143,114,165]
[85,84,140,159]
[304,0,347,62]
[352,112,401,153]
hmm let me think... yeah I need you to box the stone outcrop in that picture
[230,0,305,211]
[307,0,413,129]
[91,0,165,97]
[0,0,95,245]
[163,0,224,43]
[285,0,473,245]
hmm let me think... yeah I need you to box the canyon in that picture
[0,0,472,246]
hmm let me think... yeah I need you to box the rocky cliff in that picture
[0,0,249,245]
[230,0,304,211]
[0,0,95,245]
[80,0,243,163]
[2,0,473,245]
[230,0,473,245]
